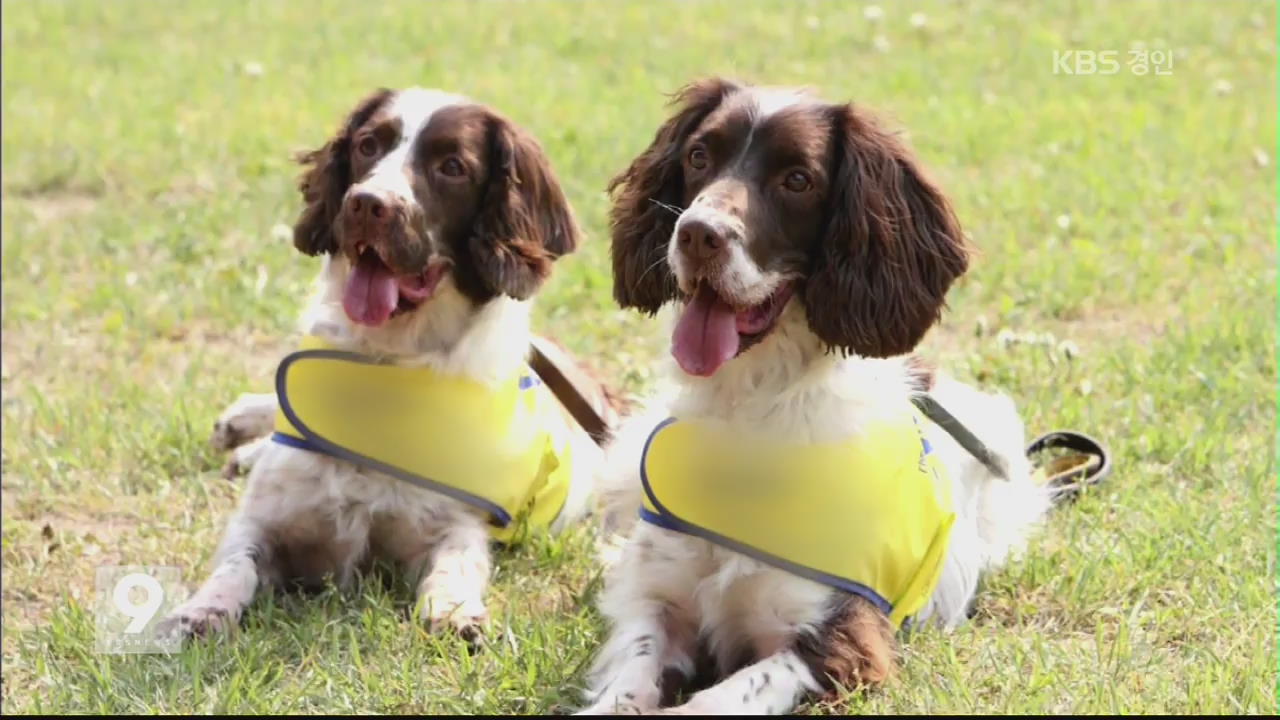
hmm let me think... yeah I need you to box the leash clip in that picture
[1026,430,1111,503]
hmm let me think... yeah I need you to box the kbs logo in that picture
[1054,49,1175,76]
[1053,50,1120,75]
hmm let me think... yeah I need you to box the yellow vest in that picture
[639,408,955,628]
[272,335,573,544]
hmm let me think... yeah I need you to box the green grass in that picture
[1,0,1275,714]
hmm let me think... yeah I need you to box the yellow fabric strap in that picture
[273,335,572,544]
[640,408,954,628]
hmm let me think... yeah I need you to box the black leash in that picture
[912,393,1110,502]
[527,337,612,447]
[911,394,1012,481]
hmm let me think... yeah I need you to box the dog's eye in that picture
[356,136,379,158]
[782,170,813,193]
[687,146,709,170]
[438,156,465,178]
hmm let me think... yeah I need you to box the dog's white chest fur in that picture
[642,526,836,662]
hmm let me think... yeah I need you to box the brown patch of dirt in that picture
[921,303,1174,366]
[0,320,295,398]
[6,189,101,225]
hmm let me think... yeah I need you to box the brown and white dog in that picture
[164,87,612,642]
[579,78,1051,714]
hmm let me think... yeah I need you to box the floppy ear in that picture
[607,77,739,314]
[291,89,394,256]
[803,103,970,358]
[469,112,581,300]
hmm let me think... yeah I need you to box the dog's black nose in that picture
[677,218,728,264]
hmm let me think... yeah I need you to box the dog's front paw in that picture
[574,702,645,716]
[220,435,268,479]
[421,598,489,647]
[210,393,276,451]
[575,691,660,716]
[221,457,246,480]
[646,702,712,716]
[156,603,239,641]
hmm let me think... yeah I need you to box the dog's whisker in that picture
[648,198,685,217]
[633,254,670,288]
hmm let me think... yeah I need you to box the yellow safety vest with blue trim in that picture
[272,335,573,544]
[639,407,954,628]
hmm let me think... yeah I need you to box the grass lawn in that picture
[1,0,1275,714]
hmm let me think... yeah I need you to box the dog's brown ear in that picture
[607,77,739,314]
[292,89,394,256]
[468,111,580,300]
[803,103,970,358]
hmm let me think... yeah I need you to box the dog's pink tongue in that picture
[672,284,740,377]
[343,252,399,326]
